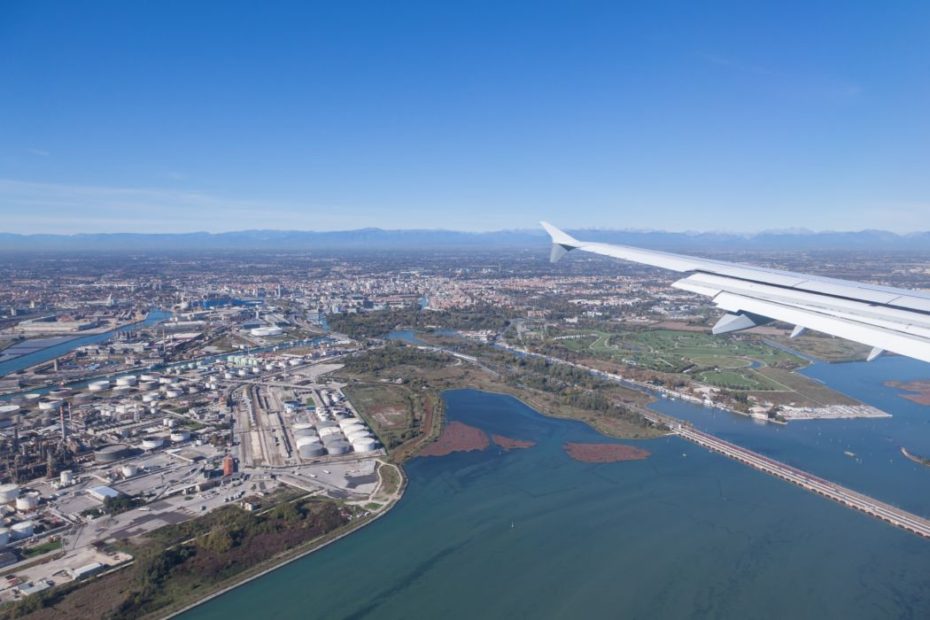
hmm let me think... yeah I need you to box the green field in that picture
[343,383,417,448]
[555,328,804,391]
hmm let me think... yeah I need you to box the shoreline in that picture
[162,463,407,619]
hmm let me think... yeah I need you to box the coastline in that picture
[158,463,407,619]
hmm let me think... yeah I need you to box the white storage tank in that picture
[347,429,374,442]
[11,521,34,540]
[60,470,74,486]
[163,418,176,428]
[122,464,140,478]
[170,431,191,443]
[351,438,379,453]
[318,426,342,439]
[88,380,110,392]
[324,440,351,455]
[15,493,38,512]
[295,435,322,448]
[115,375,138,387]
[38,399,62,411]
[141,437,164,450]
[298,443,327,458]
[0,484,20,503]
[139,373,159,382]
[165,389,182,399]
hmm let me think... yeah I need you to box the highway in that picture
[667,420,930,539]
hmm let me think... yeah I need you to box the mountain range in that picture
[2,228,930,253]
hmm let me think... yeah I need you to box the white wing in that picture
[541,221,930,364]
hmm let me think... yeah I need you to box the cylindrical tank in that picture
[115,375,137,387]
[0,484,20,503]
[60,470,74,486]
[298,443,327,458]
[141,437,164,450]
[163,418,176,427]
[121,464,139,478]
[170,431,190,443]
[293,428,318,439]
[165,389,182,399]
[139,373,159,382]
[11,521,33,540]
[112,385,132,394]
[15,493,38,512]
[324,440,351,455]
[0,528,9,546]
[95,445,129,464]
[295,435,322,448]
[293,422,315,431]
[141,392,159,403]
[0,405,20,421]
[38,399,62,411]
[346,429,374,442]
[88,380,110,392]
[318,426,342,439]
[351,438,379,453]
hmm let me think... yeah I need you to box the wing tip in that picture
[540,221,580,263]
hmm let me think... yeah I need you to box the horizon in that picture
[4,224,930,238]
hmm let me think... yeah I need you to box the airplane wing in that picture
[541,221,930,364]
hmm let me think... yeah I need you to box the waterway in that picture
[0,310,172,378]
[184,359,930,619]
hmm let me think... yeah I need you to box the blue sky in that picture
[2,1,929,234]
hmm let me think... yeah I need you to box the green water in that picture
[183,385,930,619]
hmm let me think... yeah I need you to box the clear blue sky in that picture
[2,1,929,234]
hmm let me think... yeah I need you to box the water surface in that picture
[184,385,930,619]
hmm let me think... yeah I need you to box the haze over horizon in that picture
[3,1,930,235]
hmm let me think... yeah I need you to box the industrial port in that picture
[0,337,388,603]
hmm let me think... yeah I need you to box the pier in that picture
[667,420,930,539]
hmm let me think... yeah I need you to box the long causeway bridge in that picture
[669,421,930,539]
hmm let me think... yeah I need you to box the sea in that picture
[183,357,930,619]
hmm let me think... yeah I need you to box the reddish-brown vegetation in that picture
[887,380,930,405]
[491,434,536,450]
[418,421,489,456]
[563,442,651,463]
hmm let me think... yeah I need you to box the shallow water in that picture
[184,376,930,619]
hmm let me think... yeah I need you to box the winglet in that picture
[540,221,580,263]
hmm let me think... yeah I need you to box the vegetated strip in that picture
[418,421,489,457]
[491,434,535,450]
[563,442,651,463]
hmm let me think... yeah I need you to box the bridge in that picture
[666,420,930,539]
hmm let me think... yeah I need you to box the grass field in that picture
[343,383,420,450]
[555,328,803,390]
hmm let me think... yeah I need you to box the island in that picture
[563,442,651,463]
[418,421,490,457]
